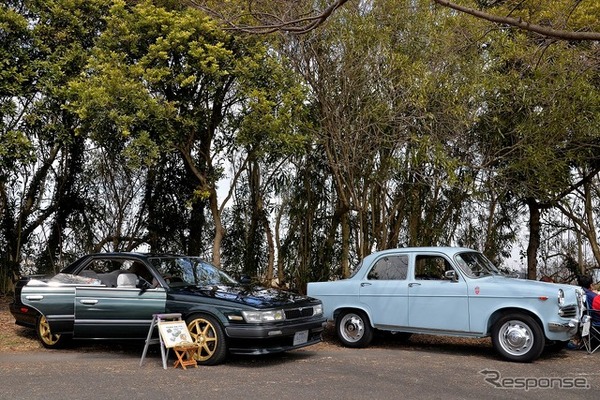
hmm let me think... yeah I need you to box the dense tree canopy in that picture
[1,0,599,293]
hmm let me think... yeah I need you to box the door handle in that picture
[80,299,99,305]
[361,283,372,287]
[25,295,43,301]
[408,283,421,287]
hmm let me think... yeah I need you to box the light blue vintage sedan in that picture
[307,247,585,362]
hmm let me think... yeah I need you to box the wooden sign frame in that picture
[157,320,194,348]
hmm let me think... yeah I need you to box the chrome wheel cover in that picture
[339,313,365,343]
[497,319,534,356]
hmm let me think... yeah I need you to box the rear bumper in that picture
[9,301,39,329]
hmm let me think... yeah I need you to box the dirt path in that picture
[0,295,41,352]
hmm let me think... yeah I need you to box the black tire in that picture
[491,313,545,362]
[186,314,227,366]
[36,315,68,349]
[335,310,373,348]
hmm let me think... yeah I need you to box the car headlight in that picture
[314,304,323,316]
[558,289,565,307]
[241,310,285,323]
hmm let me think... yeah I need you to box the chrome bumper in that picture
[548,318,579,334]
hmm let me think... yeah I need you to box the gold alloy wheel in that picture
[187,317,218,362]
[37,315,61,346]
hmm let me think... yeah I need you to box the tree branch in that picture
[185,0,350,34]
[185,0,600,41]
[432,0,600,41]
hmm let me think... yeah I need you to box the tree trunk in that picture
[583,180,600,270]
[407,183,421,247]
[275,202,285,286]
[188,197,206,257]
[319,201,343,281]
[263,213,275,285]
[526,197,541,280]
[341,211,350,278]
[210,187,224,267]
[244,161,262,277]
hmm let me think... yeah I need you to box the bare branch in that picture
[433,0,600,41]
[185,0,600,41]
[185,0,350,34]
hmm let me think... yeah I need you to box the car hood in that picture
[172,284,318,309]
[475,275,577,295]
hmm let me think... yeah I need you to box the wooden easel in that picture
[139,313,183,369]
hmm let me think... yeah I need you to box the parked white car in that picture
[307,247,585,362]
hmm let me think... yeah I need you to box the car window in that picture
[349,260,364,278]
[415,255,453,280]
[149,256,237,287]
[125,260,155,284]
[367,255,408,280]
[85,259,127,274]
[78,258,139,288]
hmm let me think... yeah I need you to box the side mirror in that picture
[239,274,252,284]
[444,270,459,282]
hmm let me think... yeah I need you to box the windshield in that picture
[148,257,237,288]
[454,251,501,278]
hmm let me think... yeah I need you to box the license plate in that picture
[293,330,309,346]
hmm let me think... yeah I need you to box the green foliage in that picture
[2,0,599,291]
[0,3,33,96]
[474,27,600,203]
[481,0,600,33]
[1,3,35,172]
[234,53,312,159]
[0,131,34,173]
[69,0,308,167]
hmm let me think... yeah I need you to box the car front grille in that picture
[284,306,315,320]
[559,304,578,318]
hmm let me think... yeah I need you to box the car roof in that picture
[366,246,475,255]
[360,247,477,262]
[61,252,206,273]
[82,252,196,259]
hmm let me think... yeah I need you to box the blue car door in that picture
[407,253,470,332]
[358,254,410,328]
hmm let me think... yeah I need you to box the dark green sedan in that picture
[10,253,326,365]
